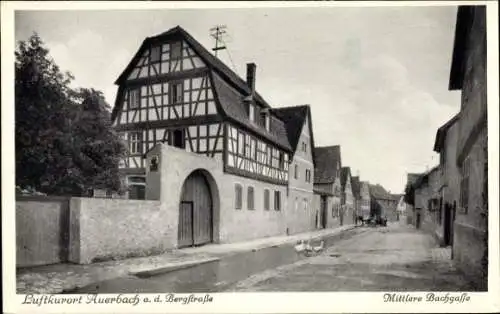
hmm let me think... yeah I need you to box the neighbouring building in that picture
[351,176,361,220]
[111,25,325,246]
[448,5,487,290]
[273,105,317,234]
[433,113,460,248]
[359,181,371,219]
[405,173,421,225]
[313,145,345,227]
[340,167,355,225]
[413,166,442,238]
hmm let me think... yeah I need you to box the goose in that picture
[313,240,325,253]
[294,240,306,254]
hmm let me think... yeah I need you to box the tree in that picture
[15,33,126,196]
[71,88,127,195]
[15,33,78,194]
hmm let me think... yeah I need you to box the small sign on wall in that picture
[149,155,159,172]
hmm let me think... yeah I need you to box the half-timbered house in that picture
[111,26,321,245]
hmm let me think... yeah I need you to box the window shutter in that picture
[247,187,254,210]
[264,189,270,210]
[235,184,242,209]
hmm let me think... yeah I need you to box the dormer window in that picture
[249,103,255,122]
[265,114,270,131]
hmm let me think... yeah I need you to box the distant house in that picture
[313,145,344,228]
[396,195,407,220]
[405,172,421,225]
[358,181,371,219]
[351,176,361,219]
[369,184,399,222]
[447,5,487,290]
[340,167,355,225]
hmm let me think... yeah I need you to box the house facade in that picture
[273,105,317,234]
[369,184,398,221]
[313,145,345,227]
[359,181,371,219]
[112,26,322,245]
[448,5,488,290]
[340,167,355,225]
[433,114,460,247]
[351,176,361,220]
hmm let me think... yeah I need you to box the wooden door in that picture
[321,196,327,229]
[178,201,194,248]
[178,171,213,248]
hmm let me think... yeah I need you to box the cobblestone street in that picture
[228,223,474,291]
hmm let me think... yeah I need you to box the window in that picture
[305,169,311,183]
[304,198,308,211]
[265,114,270,131]
[274,191,281,211]
[171,129,185,149]
[294,164,299,179]
[170,82,183,104]
[235,184,242,209]
[302,142,307,152]
[171,42,182,59]
[129,132,142,154]
[460,157,470,213]
[279,152,285,169]
[129,89,140,109]
[295,197,298,211]
[247,186,255,210]
[264,189,270,210]
[150,46,161,63]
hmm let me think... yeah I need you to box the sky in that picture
[14,4,462,194]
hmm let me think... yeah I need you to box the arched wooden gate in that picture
[178,170,213,248]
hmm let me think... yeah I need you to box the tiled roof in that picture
[314,145,341,184]
[449,6,478,91]
[433,113,460,152]
[340,167,351,191]
[272,105,316,161]
[313,186,334,196]
[369,184,392,200]
[211,72,291,151]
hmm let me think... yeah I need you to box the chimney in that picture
[246,63,256,95]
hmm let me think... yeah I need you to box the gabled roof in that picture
[112,25,293,151]
[314,145,341,184]
[113,25,271,121]
[340,167,351,191]
[369,184,393,200]
[449,6,480,90]
[351,176,361,199]
[433,113,460,152]
[271,105,316,163]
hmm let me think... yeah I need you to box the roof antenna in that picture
[210,25,227,57]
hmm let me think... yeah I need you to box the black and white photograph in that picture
[2,1,499,313]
